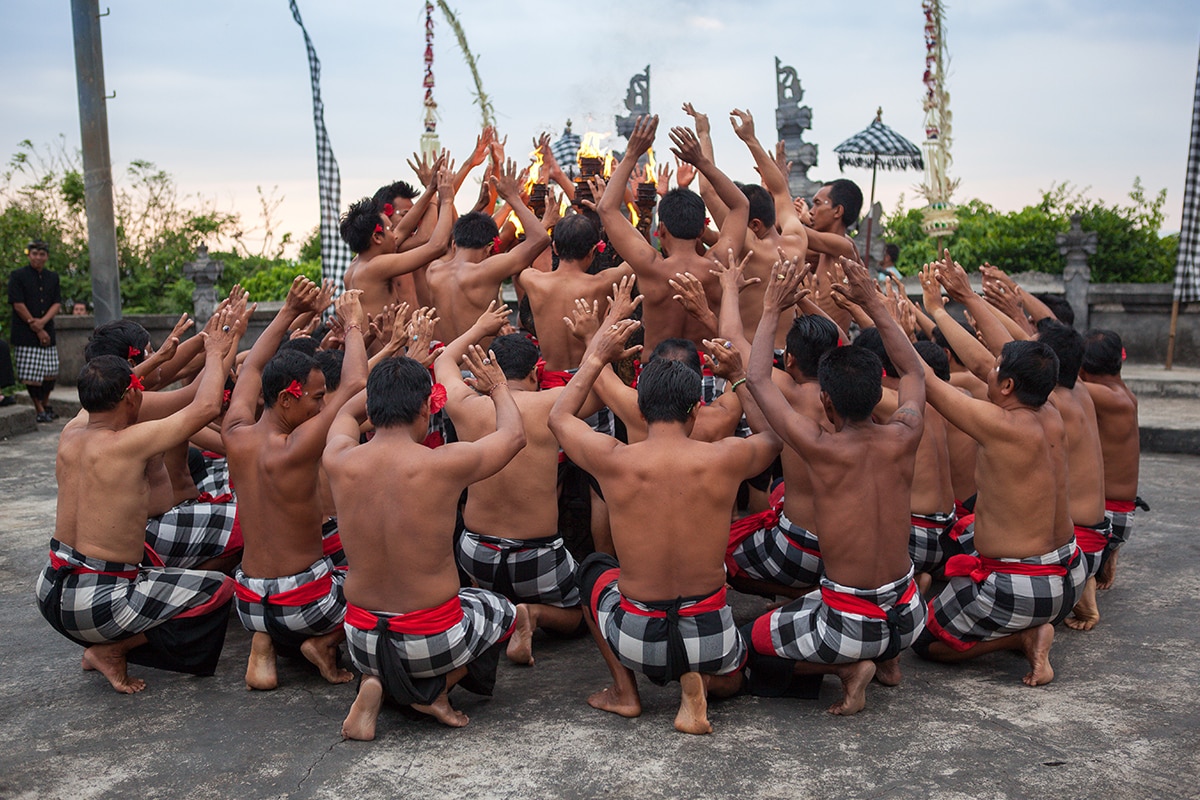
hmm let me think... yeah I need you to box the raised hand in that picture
[794,197,813,226]
[763,254,806,313]
[583,317,642,365]
[407,150,435,186]
[490,157,522,201]
[668,126,706,166]
[473,300,512,337]
[675,157,697,189]
[729,108,755,142]
[773,141,793,180]
[284,276,320,315]
[655,162,673,197]
[710,247,761,295]
[701,337,745,381]
[669,272,714,325]
[541,187,562,227]
[463,345,507,396]
[933,249,976,303]
[406,307,441,367]
[564,298,601,343]
[627,115,658,159]
[335,289,365,331]
[606,273,644,321]
[829,255,877,308]
[681,102,710,136]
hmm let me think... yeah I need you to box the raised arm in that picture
[476,159,551,284]
[730,108,807,243]
[935,250,1014,357]
[594,115,661,273]
[434,301,512,411]
[361,169,457,283]
[919,260,995,381]
[445,344,527,484]
[681,102,727,228]
[671,125,748,260]
[709,247,762,351]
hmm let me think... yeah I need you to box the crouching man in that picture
[326,350,526,739]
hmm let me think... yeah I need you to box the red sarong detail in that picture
[343,597,464,635]
[923,609,977,652]
[820,580,917,620]
[751,612,778,655]
[590,568,621,616]
[423,430,444,449]
[618,586,728,618]
[725,505,781,579]
[201,451,223,459]
[943,553,1068,584]
[233,572,334,606]
[48,552,138,580]
[539,369,572,390]
[954,499,971,519]
[142,543,166,568]
[769,481,785,509]
[947,513,975,542]
[196,491,234,504]
[226,512,244,553]
[1105,499,1135,513]
[911,515,948,530]
[1073,523,1109,554]
[174,576,236,619]
[322,532,343,558]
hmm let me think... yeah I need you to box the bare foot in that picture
[245,632,279,691]
[874,656,902,686]
[1095,550,1118,590]
[82,654,95,671]
[674,672,713,735]
[828,661,875,716]
[82,645,146,694]
[505,604,535,666]
[412,691,470,728]
[1064,577,1100,631]
[301,632,354,684]
[341,676,384,741]
[1019,624,1055,687]
[587,684,642,718]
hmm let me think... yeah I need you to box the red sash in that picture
[539,369,572,390]
[943,553,1069,583]
[911,514,950,530]
[1105,499,1135,513]
[233,572,334,606]
[726,505,782,579]
[48,552,138,581]
[619,586,728,618]
[1073,523,1109,554]
[947,513,975,542]
[322,532,343,558]
[196,491,234,503]
[820,580,917,620]
[343,596,464,635]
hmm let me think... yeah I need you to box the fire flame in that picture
[644,147,656,184]
[628,203,639,227]
[525,147,544,194]
[578,132,605,160]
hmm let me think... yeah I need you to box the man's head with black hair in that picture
[367,356,433,429]
[1081,329,1123,376]
[785,314,840,379]
[84,320,152,365]
[817,345,883,423]
[262,349,324,410]
[1035,318,1084,389]
[811,179,862,233]
[914,340,950,381]
[77,355,136,413]
[373,180,420,226]
[340,197,387,254]
[278,336,321,359]
[637,358,701,424]
[1035,294,1075,326]
[647,338,702,375]
[489,333,541,381]
[453,211,500,250]
[314,349,344,392]
[552,215,601,262]
[739,182,776,234]
[854,327,896,379]
[884,243,900,266]
[657,188,706,240]
[994,340,1058,407]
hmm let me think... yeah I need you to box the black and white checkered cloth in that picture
[750,568,925,663]
[1176,47,1200,303]
[458,530,581,608]
[730,511,824,589]
[145,499,239,569]
[582,553,746,686]
[833,119,924,172]
[36,538,231,644]
[345,588,515,680]
[1104,503,1136,551]
[13,344,58,383]
[918,539,1086,653]
[234,557,345,646]
[195,454,231,497]
[289,0,353,292]
[551,130,580,179]
[909,510,957,574]
[1075,518,1114,579]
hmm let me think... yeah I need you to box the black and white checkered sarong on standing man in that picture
[457,530,581,607]
[145,498,240,568]
[14,344,58,384]
[909,510,957,574]
[233,556,345,649]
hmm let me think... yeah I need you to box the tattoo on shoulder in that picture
[896,407,922,421]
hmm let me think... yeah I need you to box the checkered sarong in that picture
[729,510,823,589]
[1104,499,1136,552]
[920,539,1086,652]
[909,510,957,574]
[344,588,515,680]
[14,344,58,383]
[289,0,353,291]
[582,553,746,685]
[145,498,239,568]
[750,567,926,663]
[458,529,581,607]
[195,454,232,497]
[1074,518,1114,579]
[36,538,231,644]
[234,557,345,647]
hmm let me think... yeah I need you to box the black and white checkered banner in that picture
[1176,44,1200,303]
[289,0,352,292]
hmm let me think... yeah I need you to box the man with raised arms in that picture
[795,179,864,333]
[744,255,926,715]
[223,279,368,690]
[426,158,550,344]
[1079,329,1143,589]
[328,349,526,739]
[912,256,1086,686]
[548,306,780,735]
[35,312,239,693]
[342,166,455,321]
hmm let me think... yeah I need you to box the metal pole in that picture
[71,0,121,325]
[863,156,878,270]
[1166,298,1180,370]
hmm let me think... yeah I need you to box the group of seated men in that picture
[37,108,1143,740]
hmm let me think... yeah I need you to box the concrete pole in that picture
[71,0,121,324]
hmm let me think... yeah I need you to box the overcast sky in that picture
[2,1,1198,257]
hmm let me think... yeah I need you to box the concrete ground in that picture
[1,422,1198,800]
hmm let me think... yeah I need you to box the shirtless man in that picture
[931,323,986,515]
[426,159,550,344]
[434,305,603,666]
[913,259,1086,686]
[342,167,455,320]
[223,278,368,690]
[549,308,781,735]
[744,255,926,715]
[1079,329,1142,589]
[35,314,239,693]
[371,178,436,310]
[328,351,526,738]
[795,180,863,332]
[931,256,1108,630]
[687,105,809,347]
[595,115,748,361]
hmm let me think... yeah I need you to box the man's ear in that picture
[997,376,1016,397]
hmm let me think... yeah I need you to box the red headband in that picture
[128,373,145,392]
[284,380,303,398]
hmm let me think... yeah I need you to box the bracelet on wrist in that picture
[729,377,748,393]
[486,383,509,397]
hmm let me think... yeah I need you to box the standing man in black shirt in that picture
[8,240,62,422]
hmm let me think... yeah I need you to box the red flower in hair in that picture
[383,202,394,217]
[128,374,145,392]
[128,346,142,359]
[284,380,304,398]
[492,236,502,254]
[222,389,232,406]
[429,383,448,415]
[535,357,546,386]
[1121,348,1127,360]
[596,241,606,254]
[374,224,383,235]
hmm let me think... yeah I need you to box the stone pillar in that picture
[182,244,224,322]
[615,66,650,141]
[1056,213,1097,331]
[774,58,821,201]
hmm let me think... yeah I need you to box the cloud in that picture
[687,16,724,31]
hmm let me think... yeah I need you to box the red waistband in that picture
[322,532,343,558]
[48,552,139,581]
[944,552,1070,583]
[234,572,334,606]
[618,586,728,618]
[911,514,952,530]
[539,369,572,390]
[820,580,917,620]
[1105,499,1135,513]
[1073,523,1110,553]
[947,514,975,542]
[343,597,464,635]
[201,450,224,459]
[196,491,234,504]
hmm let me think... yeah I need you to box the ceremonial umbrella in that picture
[552,120,581,180]
[1168,44,1200,369]
[833,108,924,268]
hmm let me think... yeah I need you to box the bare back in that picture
[520,267,628,371]
[741,232,807,348]
[773,371,828,530]
[427,254,503,343]
[1049,384,1107,526]
[636,251,723,354]
[1083,377,1139,501]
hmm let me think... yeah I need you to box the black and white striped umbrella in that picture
[833,115,924,173]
